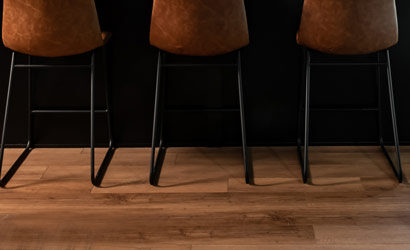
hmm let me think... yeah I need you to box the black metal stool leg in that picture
[0,52,32,187]
[298,49,311,184]
[150,51,166,186]
[103,47,114,148]
[380,49,403,182]
[90,51,96,186]
[376,52,384,145]
[297,49,306,181]
[27,55,32,148]
[237,51,253,185]
[0,52,16,179]
[90,49,115,187]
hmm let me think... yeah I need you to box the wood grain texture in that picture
[0,146,409,249]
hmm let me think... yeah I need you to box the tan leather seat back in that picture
[2,0,104,57]
[150,0,250,56]
[297,0,398,55]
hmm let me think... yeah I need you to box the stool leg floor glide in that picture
[150,50,254,186]
[298,49,404,184]
[0,49,115,187]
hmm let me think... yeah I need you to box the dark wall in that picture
[0,0,410,147]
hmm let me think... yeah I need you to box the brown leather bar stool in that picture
[297,0,403,183]
[0,0,114,187]
[149,0,253,185]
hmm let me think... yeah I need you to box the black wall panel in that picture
[0,0,409,147]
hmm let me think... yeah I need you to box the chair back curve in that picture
[297,0,399,55]
[150,0,250,56]
[2,0,105,57]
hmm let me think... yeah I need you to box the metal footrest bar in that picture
[15,64,91,69]
[32,109,108,114]
[165,107,240,113]
[162,63,237,68]
[308,107,379,112]
[310,62,387,66]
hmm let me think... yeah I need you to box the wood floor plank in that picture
[228,177,364,193]
[0,146,408,249]
[314,225,410,244]
[192,244,410,250]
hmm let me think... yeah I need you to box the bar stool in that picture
[0,0,114,187]
[149,0,253,185]
[296,0,403,183]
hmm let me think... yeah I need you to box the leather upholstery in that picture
[2,0,107,57]
[150,0,249,56]
[297,0,399,55]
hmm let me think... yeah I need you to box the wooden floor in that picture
[0,146,409,249]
